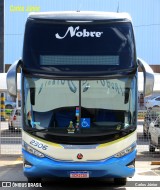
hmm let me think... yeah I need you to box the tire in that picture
[143,132,147,137]
[9,124,12,130]
[27,177,42,182]
[114,178,127,185]
[148,134,151,140]
[149,144,155,152]
[9,125,14,131]
[143,127,147,137]
[148,134,155,152]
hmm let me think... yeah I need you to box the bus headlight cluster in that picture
[22,141,45,158]
[114,143,136,158]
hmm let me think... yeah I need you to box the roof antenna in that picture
[76,1,82,12]
[117,1,119,12]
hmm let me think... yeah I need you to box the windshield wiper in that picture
[26,128,49,133]
[117,125,136,135]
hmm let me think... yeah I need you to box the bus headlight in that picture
[114,143,136,158]
[22,141,45,158]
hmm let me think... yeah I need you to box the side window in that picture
[155,97,160,101]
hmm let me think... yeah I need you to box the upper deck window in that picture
[23,20,136,73]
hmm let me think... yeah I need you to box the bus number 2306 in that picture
[30,140,48,150]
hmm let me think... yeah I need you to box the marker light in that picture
[114,143,136,158]
[22,141,45,158]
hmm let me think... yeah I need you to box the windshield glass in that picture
[23,21,135,72]
[23,76,136,142]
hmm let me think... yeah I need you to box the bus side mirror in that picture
[138,58,154,97]
[7,60,22,97]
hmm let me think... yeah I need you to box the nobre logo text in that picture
[55,26,103,39]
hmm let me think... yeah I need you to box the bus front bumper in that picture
[22,149,136,179]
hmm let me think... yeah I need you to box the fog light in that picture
[23,160,33,168]
[126,160,135,168]
[127,164,135,169]
[24,164,32,168]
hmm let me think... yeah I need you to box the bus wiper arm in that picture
[26,128,48,133]
[117,125,136,134]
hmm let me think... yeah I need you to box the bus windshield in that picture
[23,76,136,143]
[23,21,135,73]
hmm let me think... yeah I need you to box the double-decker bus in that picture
[7,11,154,184]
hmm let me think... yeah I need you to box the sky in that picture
[4,0,160,65]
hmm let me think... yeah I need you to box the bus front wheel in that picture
[27,177,42,183]
[114,178,127,185]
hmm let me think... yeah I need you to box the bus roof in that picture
[28,11,132,22]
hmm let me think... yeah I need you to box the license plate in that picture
[70,171,89,178]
